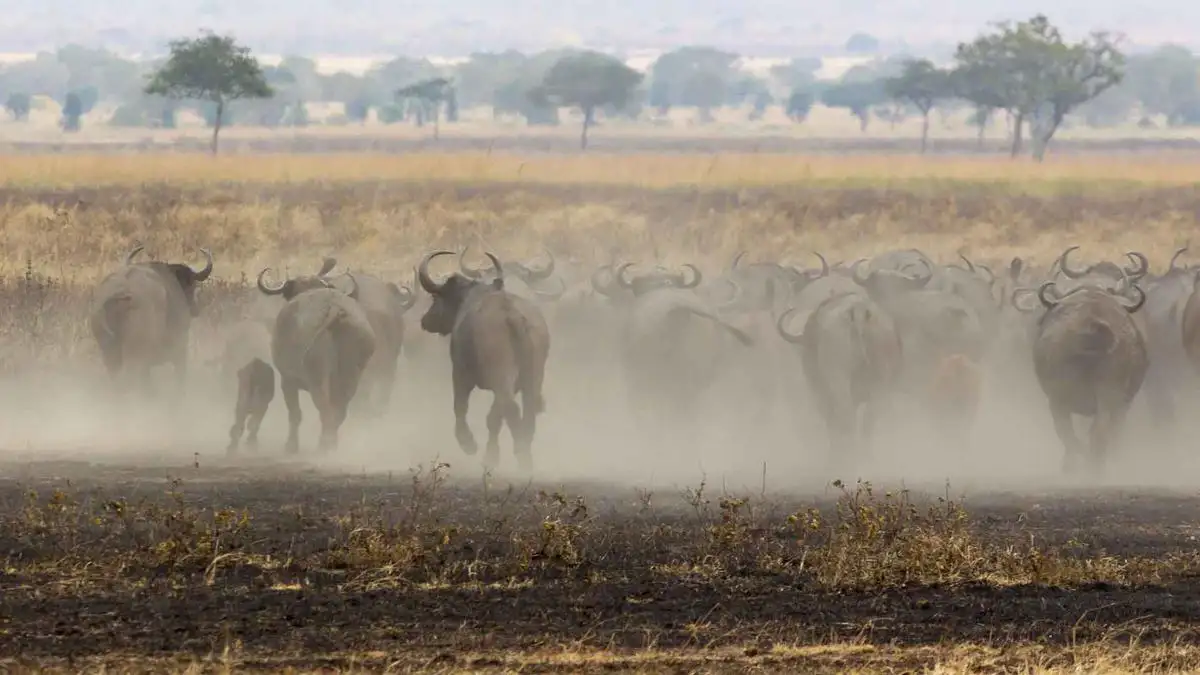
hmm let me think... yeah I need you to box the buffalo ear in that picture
[492,278,504,290]
[171,264,196,289]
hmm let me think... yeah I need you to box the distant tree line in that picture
[1,15,1195,158]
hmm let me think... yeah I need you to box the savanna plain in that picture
[9,148,1200,673]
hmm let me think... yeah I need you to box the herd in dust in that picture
[85,241,1200,474]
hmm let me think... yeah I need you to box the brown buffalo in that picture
[417,250,550,470]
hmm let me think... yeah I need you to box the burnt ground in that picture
[3,458,1200,672]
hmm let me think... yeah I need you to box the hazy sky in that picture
[2,0,1195,56]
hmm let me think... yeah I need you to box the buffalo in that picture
[257,268,377,454]
[417,250,551,470]
[89,244,214,399]
[321,257,419,416]
[1026,273,1148,472]
[776,291,904,462]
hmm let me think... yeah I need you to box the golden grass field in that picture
[1,151,1198,286]
[4,150,1200,673]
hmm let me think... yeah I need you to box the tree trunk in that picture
[1009,112,1024,158]
[210,99,223,155]
[580,106,593,150]
[920,111,930,154]
[433,104,440,141]
[1033,112,1064,163]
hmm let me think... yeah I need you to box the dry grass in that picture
[2,152,1199,189]
[0,152,1197,288]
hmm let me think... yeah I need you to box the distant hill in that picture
[0,0,1195,57]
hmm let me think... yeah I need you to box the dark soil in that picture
[2,459,1200,671]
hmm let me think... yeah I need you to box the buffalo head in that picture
[851,257,933,296]
[123,244,214,316]
[419,249,503,335]
[257,267,360,302]
[612,262,703,297]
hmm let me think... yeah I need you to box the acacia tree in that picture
[953,15,1123,160]
[530,51,643,150]
[395,77,456,140]
[145,31,273,154]
[884,58,951,153]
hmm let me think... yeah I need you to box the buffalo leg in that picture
[452,367,478,456]
[245,360,275,451]
[227,364,255,455]
[1049,400,1083,473]
[485,393,520,469]
[281,377,302,455]
[311,378,337,454]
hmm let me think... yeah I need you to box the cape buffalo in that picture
[1030,276,1148,473]
[321,258,418,416]
[418,250,551,471]
[776,291,903,463]
[612,262,754,437]
[221,316,276,455]
[257,268,377,454]
[88,244,214,399]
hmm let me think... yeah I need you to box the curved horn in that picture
[1170,247,1189,273]
[1115,282,1147,313]
[957,253,976,273]
[1124,251,1149,281]
[256,268,286,295]
[1010,287,1040,313]
[616,262,636,289]
[458,246,488,279]
[1059,246,1091,279]
[343,271,360,299]
[775,307,806,345]
[418,250,455,294]
[484,252,504,287]
[851,258,871,286]
[676,264,703,289]
[191,247,214,282]
[976,263,995,284]
[124,244,145,265]
[590,263,620,297]
[521,247,556,282]
[1037,281,1061,310]
[731,250,747,272]
[810,252,830,279]
[531,276,567,301]
[318,256,337,277]
[394,283,417,310]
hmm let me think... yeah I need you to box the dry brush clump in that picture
[2,469,1193,593]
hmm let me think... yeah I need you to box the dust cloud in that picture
[0,271,1197,503]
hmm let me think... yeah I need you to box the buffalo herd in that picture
[85,242,1200,474]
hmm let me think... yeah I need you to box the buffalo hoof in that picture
[284,437,300,455]
[483,445,500,470]
[226,440,239,456]
[246,437,259,452]
[456,427,478,456]
[515,451,533,472]
[318,435,337,454]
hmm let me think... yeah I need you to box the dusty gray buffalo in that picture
[321,258,419,415]
[612,263,755,435]
[418,250,551,470]
[1026,275,1148,472]
[257,268,376,454]
[776,291,903,463]
[89,244,214,398]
